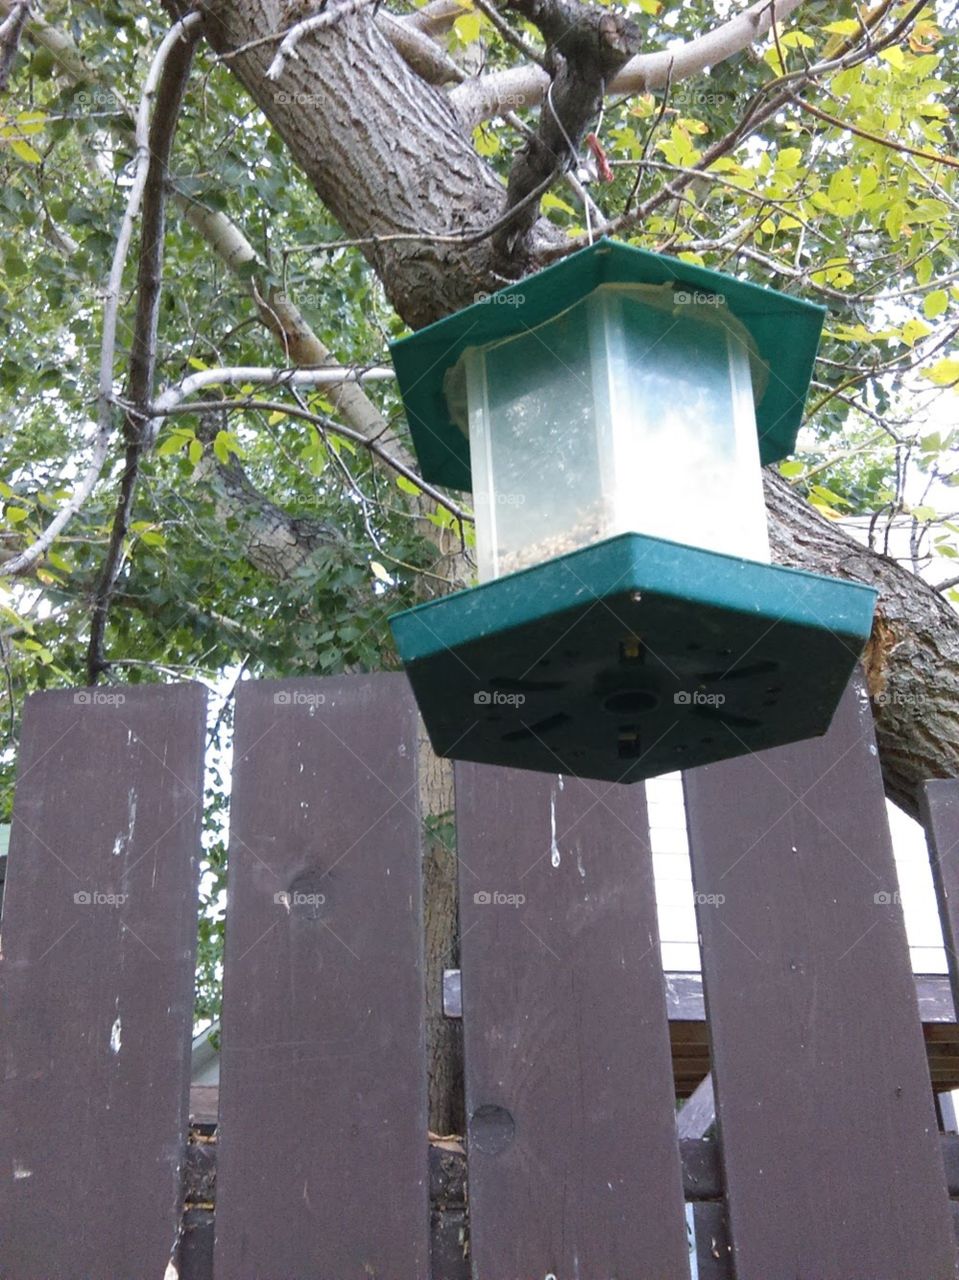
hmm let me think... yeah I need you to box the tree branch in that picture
[86,17,201,683]
[145,362,395,439]
[0,0,29,91]
[1,11,203,579]
[493,0,642,260]
[450,0,806,127]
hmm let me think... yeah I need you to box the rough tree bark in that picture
[199,0,561,318]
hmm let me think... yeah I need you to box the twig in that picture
[623,56,672,219]
[149,396,473,524]
[0,629,15,743]
[792,96,959,171]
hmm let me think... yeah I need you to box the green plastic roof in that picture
[389,238,827,493]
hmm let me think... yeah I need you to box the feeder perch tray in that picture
[389,533,877,783]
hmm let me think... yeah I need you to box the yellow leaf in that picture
[472,125,500,158]
[901,318,932,347]
[370,560,392,584]
[923,290,949,319]
[453,11,482,43]
[14,110,46,135]
[922,358,959,387]
[9,138,41,164]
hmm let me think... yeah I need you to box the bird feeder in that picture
[387,239,876,783]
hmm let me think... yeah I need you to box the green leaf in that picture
[5,506,28,523]
[541,192,577,216]
[901,318,932,347]
[453,10,482,43]
[923,290,949,319]
[213,430,244,463]
[9,139,41,164]
[922,358,959,387]
[157,429,193,456]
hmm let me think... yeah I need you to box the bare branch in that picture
[376,10,462,84]
[451,0,806,127]
[147,364,396,434]
[402,0,466,36]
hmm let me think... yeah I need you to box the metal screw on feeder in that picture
[387,239,877,784]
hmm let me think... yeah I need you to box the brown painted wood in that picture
[189,1082,220,1125]
[694,1202,733,1280]
[0,683,206,1279]
[455,765,690,1279]
[213,675,429,1279]
[921,780,959,1030]
[684,674,957,1280]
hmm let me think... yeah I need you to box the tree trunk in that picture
[199,0,558,325]
[765,469,959,816]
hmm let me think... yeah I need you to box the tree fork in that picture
[197,0,559,322]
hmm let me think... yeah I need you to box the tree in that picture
[0,0,957,1123]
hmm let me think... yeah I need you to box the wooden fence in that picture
[2,672,959,1279]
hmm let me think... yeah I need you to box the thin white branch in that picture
[147,364,396,434]
[2,11,202,578]
[450,0,806,126]
[266,0,376,80]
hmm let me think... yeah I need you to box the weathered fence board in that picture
[693,1202,732,1280]
[921,779,959,1026]
[684,676,958,1279]
[456,765,690,1279]
[0,683,206,1279]
[212,675,430,1279]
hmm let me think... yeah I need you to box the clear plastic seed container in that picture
[448,283,771,582]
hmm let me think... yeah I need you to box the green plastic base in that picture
[389,533,877,783]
